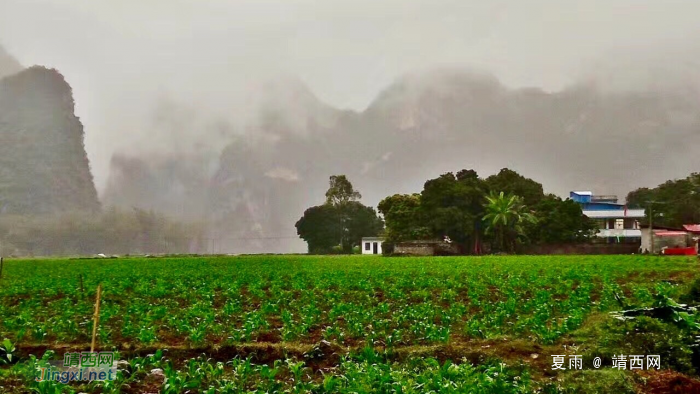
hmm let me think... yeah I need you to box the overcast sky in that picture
[1,0,699,190]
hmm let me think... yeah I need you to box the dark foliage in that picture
[296,175,383,254]
[295,205,342,254]
[377,193,428,243]
[380,168,597,253]
[626,172,700,228]
[485,168,545,207]
[527,194,598,245]
[419,171,487,250]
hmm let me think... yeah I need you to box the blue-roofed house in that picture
[570,191,644,244]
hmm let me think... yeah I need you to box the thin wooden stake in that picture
[79,274,84,294]
[0,257,3,279]
[90,284,102,353]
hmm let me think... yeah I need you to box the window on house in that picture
[615,219,624,230]
[365,242,370,250]
[623,218,638,229]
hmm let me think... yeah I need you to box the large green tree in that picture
[296,175,383,254]
[325,175,361,206]
[527,194,598,244]
[419,171,487,250]
[482,191,536,253]
[377,193,429,243]
[325,174,361,249]
[627,173,700,228]
[294,205,342,254]
[485,168,544,207]
[343,201,385,252]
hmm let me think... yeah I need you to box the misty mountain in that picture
[0,66,100,214]
[102,68,700,253]
[102,78,347,253]
[246,76,345,137]
[359,69,700,197]
[0,44,22,79]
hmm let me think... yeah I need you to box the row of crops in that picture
[1,255,699,393]
[11,350,531,394]
[1,255,694,348]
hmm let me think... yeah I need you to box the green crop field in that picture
[1,255,700,393]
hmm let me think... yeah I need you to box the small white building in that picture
[361,237,384,255]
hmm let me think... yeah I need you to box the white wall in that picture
[583,209,645,218]
[361,239,383,255]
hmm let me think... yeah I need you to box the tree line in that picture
[626,172,700,229]
[296,169,599,254]
[0,208,204,256]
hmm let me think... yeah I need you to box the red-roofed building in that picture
[683,224,700,234]
[684,225,700,256]
[655,231,690,237]
[640,224,700,254]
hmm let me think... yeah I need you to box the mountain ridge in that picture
[0,44,23,80]
[0,66,100,215]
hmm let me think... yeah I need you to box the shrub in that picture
[590,316,694,374]
[543,370,637,394]
[680,278,700,304]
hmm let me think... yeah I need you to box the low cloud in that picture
[265,167,300,182]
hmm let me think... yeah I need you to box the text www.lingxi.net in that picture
[35,351,117,383]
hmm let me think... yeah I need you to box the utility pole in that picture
[649,204,654,254]
[646,201,664,254]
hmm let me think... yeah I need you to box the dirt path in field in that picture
[15,338,700,393]
[13,337,566,379]
[15,308,700,394]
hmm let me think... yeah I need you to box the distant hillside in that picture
[103,68,700,253]
[0,44,22,79]
[357,69,700,197]
[0,66,100,214]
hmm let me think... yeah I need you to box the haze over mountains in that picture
[1,38,699,253]
[103,64,700,253]
[0,45,22,79]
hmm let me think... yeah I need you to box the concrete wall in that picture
[521,243,640,255]
[640,228,692,253]
[394,242,460,256]
[395,243,435,256]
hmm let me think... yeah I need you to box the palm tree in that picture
[482,191,536,253]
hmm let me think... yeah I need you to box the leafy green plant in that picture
[1,255,699,392]
[0,338,16,364]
